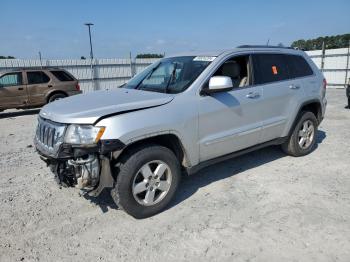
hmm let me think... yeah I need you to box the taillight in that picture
[76,83,80,91]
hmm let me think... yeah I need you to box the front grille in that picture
[35,117,66,157]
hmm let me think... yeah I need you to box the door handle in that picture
[246,92,260,98]
[18,87,24,90]
[289,84,300,89]
[48,84,53,88]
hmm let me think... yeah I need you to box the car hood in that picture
[40,89,174,124]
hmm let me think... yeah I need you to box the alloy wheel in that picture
[132,160,172,206]
[298,120,315,149]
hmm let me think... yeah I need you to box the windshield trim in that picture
[123,56,214,94]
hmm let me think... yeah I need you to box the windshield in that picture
[124,56,214,94]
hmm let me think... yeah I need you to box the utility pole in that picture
[85,23,94,59]
[84,23,95,90]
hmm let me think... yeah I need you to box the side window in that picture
[27,71,50,84]
[0,72,23,87]
[50,70,74,81]
[212,55,250,88]
[252,54,289,85]
[285,55,314,78]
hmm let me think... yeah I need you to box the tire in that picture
[48,93,66,103]
[111,144,181,219]
[282,111,318,157]
[348,98,350,109]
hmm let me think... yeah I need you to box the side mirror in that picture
[202,76,233,95]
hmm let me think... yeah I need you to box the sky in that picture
[1,0,349,59]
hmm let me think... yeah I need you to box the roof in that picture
[165,50,224,58]
[166,46,302,58]
[236,45,294,49]
[0,67,66,74]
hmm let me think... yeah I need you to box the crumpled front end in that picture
[34,116,124,196]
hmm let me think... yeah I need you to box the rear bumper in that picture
[319,97,327,124]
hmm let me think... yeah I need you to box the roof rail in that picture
[0,67,63,71]
[237,45,294,49]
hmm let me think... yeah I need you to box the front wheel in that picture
[111,145,181,219]
[282,111,318,157]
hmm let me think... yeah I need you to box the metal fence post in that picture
[345,40,350,87]
[90,58,94,91]
[321,41,325,71]
[94,58,99,90]
[129,52,134,78]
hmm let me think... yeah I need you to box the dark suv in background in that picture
[0,68,81,111]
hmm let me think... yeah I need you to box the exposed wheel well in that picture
[114,134,188,168]
[300,101,322,124]
[46,91,68,103]
[287,100,322,138]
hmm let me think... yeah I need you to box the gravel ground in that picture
[0,89,349,262]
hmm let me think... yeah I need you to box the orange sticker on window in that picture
[272,66,278,75]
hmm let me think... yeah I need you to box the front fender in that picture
[95,98,199,167]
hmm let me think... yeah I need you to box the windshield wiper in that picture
[135,62,161,90]
[165,62,178,94]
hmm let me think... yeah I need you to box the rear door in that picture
[285,54,316,99]
[252,53,304,143]
[26,71,52,105]
[0,72,28,108]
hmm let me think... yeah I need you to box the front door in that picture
[198,55,264,162]
[0,72,28,109]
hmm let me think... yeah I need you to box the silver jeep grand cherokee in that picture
[34,46,327,218]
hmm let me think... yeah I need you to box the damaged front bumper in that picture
[34,138,125,197]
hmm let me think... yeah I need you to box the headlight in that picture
[64,125,105,145]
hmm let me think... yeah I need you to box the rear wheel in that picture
[48,93,66,103]
[111,144,181,219]
[348,97,350,109]
[282,111,318,157]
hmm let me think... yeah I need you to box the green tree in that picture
[292,34,350,50]
[136,53,164,58]
[0,55,15,59]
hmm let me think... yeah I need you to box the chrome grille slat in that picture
[42,126,48,145]
[49,128,55,147]
[34,117,66,156]
[40,123,45,142]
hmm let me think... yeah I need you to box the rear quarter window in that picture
[50,70,75,81]
[252,54,289,85]
[285,55,314,78]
